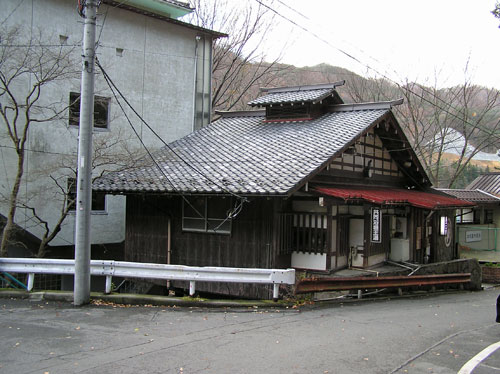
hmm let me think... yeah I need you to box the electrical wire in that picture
[95,58,247,203]
[1,0,26,25]
[254,0,500,142]
[97,58,247,228]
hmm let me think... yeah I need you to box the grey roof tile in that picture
[94,108,389,195]
[248,88,335,106]
[438,188,500,203]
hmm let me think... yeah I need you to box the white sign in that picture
[371,207,382,243]
[465,231,482,243]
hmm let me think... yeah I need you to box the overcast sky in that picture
[257,0,500,89]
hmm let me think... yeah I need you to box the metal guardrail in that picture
[0,258,295,300]
[295,273,472,294]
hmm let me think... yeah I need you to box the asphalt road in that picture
[1,288,499,374]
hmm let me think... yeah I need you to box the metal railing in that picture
[0,258,296,300]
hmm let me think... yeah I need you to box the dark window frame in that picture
[484,209,494,224]
[67,177,106,212]
[69,92,110,130]
[182,196,232,234]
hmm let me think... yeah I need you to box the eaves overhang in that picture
[102,0,227,38]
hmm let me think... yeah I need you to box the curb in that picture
[0,289,294,309]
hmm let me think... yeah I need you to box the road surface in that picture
[1,287,499,373]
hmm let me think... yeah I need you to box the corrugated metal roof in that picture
[315,187,475,210]
[437,188,500,203]
[94,108,390,195]
[467,173,500,196]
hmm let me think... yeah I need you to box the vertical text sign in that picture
[371,207,382,243]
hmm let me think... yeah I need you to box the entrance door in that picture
[349,218,365,267]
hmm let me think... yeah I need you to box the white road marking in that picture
[458,341,500,374]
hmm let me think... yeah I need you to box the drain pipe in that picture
[167,217,172,289]
[192,36,200,132]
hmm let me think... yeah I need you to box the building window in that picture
[456,208,475,223]
[182,196,231,234]
[485,209,494,224]
[69,92,110,129]
[67,178,106,212]
[193,35,212,131]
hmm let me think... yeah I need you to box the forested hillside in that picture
[212,60,500,188]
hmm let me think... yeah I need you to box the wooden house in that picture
[95,82,473,299]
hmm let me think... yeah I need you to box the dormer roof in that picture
[248,82,345,107]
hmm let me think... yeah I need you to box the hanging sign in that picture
[371,207,382,243]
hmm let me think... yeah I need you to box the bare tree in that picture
[0,26,79,256]
[0,26,140,257]
[394,71,500,188]
[14,128,137,258]
[187,0,288,112]
[493,2,500,27]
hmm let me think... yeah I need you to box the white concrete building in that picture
[0,0,222,254]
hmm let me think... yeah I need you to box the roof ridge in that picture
[329,99,404,112]
[260,81,345,94]
[215,109,266,118]
[477,189,500,200]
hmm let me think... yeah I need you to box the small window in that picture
[485,209,494,224]
[69,92,110,129]
[457,208,475,223]
[67,178,106,212]
[182,196,232,234]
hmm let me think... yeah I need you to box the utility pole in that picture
[74,0,98,306]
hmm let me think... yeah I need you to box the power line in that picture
[1,0,26,25]
[0,144,77,157]
[95,58,247,201]
[96,58,247,227]
[254,0,500,141]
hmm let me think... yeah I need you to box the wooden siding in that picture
[433,210,456,262]
[125,195,172,264]
[125,195,285,299]
[172,197,278,299]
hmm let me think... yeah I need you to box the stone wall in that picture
[414,258,482,291]
[481,266,500,284]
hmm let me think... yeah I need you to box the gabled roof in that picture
[248,82,345,107]
[438,188,500,204]
[467,173,500,196]
[95,106,397,196]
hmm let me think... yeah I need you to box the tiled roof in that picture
[248,82,344,107]
[438,188,500,203]
[467,173,500,196]
[161,0,191,9]
[94,108,390,196]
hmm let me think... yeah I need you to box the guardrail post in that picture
[27,273,34,292]
[189,281,196,296]
[105,275,112,294]
[273,284,279,301]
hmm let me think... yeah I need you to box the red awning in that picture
[315,186,475,210]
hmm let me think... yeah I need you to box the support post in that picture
[273,283,279,301]
[105,275,112,294]
[74,0,98,306]
[189,281,196,296]
[27,273,34,291]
